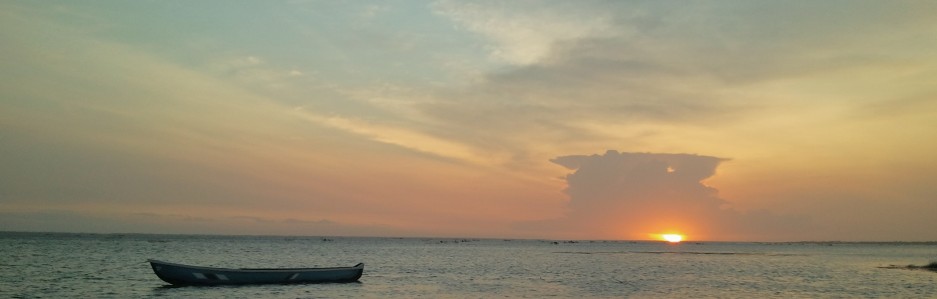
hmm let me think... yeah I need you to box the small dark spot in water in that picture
[880,262,937,272]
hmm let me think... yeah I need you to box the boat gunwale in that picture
[147,259,364,273]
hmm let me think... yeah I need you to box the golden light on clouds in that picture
[292,111,483,164]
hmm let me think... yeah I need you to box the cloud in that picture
[527,150,806,241]
[432,0,616,65]
[415,0,937,177]
[292,110,483,164]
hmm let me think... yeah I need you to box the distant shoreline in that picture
[2,230,936,245]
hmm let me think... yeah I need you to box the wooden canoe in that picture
[147,259,363,285]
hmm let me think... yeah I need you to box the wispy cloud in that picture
[293,110,484,164]
[432,0,616,65]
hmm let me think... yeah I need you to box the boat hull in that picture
[148,259,363,285]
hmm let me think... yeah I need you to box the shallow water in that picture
[1,232,935,298]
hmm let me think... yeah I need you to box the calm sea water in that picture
[1,232,935,298]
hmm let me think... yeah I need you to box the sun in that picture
[662,234,683,243]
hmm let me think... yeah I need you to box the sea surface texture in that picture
[1,232,935,298]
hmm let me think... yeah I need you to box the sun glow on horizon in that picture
[661,234,683,243]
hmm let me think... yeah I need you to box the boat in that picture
[147,259,364,285]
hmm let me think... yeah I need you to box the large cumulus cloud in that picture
[533,150,806,241]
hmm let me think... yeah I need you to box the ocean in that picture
[1,232,935,298]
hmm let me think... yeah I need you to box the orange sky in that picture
[2,1,937,241]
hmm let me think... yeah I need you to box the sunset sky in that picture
[2,1,936,241]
